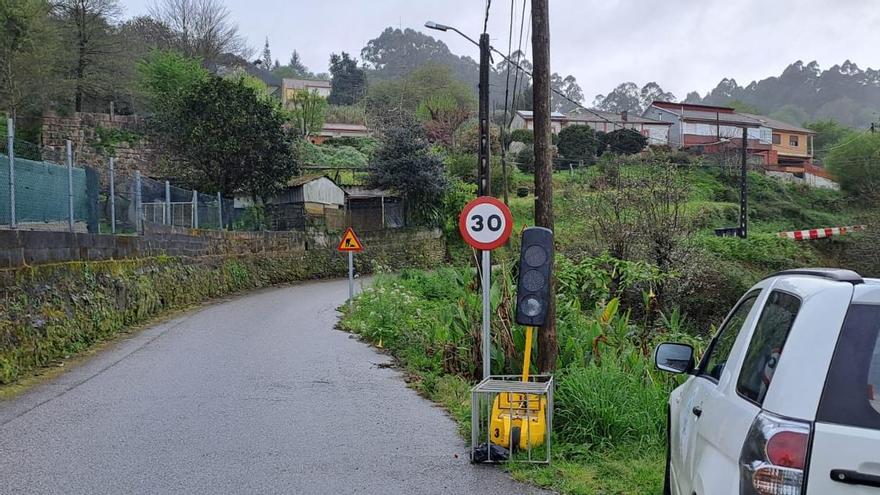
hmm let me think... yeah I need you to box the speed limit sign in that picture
[459,196,513,250]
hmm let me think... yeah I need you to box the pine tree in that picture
[262,37,271,67]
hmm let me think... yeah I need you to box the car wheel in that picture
[663,408,672,495]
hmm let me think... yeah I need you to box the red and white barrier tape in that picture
[778,225,867,241]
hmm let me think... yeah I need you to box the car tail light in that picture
[740,411,812,495]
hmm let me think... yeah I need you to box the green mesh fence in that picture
[0,154,98,231]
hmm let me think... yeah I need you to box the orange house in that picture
[740,113,815,168]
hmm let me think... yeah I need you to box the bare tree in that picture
[55,0,122,112]
[150,0,248,64]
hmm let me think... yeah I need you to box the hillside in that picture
[685,60,880,127]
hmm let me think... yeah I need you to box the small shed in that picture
[235,174,346,230]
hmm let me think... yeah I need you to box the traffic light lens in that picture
[524,245,547,267]
[522,297,542,317]
[522,269,544,291]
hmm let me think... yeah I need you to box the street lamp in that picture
[424,21,480,48]
[425,20,491,196]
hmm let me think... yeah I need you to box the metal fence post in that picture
[164,180,171,226]
[66,140,74,232]
[7,117,15,228]
[217,191,222,230]
[134,170,142,234]
[192,189,198,229]
[109,157,116,234]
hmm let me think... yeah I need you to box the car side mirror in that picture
[655,343,695,374]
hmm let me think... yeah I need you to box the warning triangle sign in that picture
[337,227,364,252]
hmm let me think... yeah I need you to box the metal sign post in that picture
[459,196,513,379]
[337,227,364,310]
[481,249,491,379]
[348,251,354,310]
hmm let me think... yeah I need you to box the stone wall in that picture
[40,111,160,179]
[0,227,446,383]
[0,227,444,269]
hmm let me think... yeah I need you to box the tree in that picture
[328,52,366,105]
[366,116,448,223]
[806,119,855,159]
[416,93,470,147]
[826,132,880,200]
[365,63,474,120]
[557,125,597,160]
[0,0,58,119]
[154,75,297,198]
[150,0,248,65]
[55,0,122,112]
[137,49,208,115]
[286,89,326,138]
[550,73,583,113]
[603,128,648,155]
[261,37,271,67]
[594,82,676,114]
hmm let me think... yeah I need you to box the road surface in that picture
[0,278,548,494]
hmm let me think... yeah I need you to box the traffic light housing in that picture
[515,227,553,326]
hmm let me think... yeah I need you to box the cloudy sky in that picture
[121,0,880,102]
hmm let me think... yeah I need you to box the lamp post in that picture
[425,21,491,197]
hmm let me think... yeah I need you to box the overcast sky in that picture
[121,0,880,102]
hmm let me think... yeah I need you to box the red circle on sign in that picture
[458,196,513,250]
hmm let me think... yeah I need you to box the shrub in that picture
[603,128,648,155]
[323,136,381,157]
[557,125,598,160]
[509,128,534,145]
[515,145,535,173]
[296,140,368,167]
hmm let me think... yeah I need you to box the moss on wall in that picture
[0,230,445,384]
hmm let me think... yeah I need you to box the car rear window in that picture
[737,291,802,405]
[816,304,880,430]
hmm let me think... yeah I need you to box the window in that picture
[817,305,880,430]
[701,292,760,381]
[737,291,802,405]
[789,135,799,147]
[772,133,781,145]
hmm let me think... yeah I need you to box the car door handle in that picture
[691,406,702,418]
[831,469,880,488]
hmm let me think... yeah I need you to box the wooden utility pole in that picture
[478,33,492,197]
[531,0,557,373]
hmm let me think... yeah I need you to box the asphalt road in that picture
[0,278,549,494]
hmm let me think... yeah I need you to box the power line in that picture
[483,0,492,34]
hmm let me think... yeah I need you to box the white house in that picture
[510,109,672,145]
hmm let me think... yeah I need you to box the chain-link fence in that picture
[1,119,230,234]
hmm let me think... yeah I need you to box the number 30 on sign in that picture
[459,196,513,250]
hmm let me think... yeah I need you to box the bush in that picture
[296,140,368,167]
[323,136,381,157]
[557,125,597,160]
[516,145,535,173]
[603,128,648,155]
[509,128,534,145]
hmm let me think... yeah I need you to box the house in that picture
[309,123,371,144]
[234,174,346,231]
[510,110,567,134]
[738,113,816,168]
[509,109,671,145]
[282,78,332,104]
[643,101,772,163]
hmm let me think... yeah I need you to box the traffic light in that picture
[515,227,553,326]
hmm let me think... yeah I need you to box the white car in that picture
[655,268,880,495]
